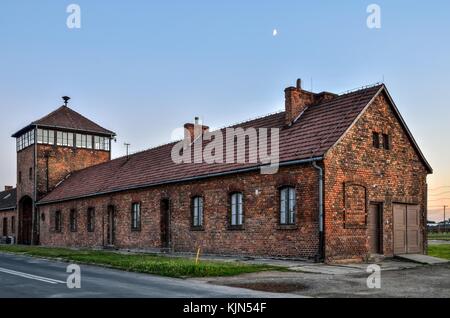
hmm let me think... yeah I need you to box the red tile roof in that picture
[0,188,16,211]
[12,105,115,137]
[38,84,431,204]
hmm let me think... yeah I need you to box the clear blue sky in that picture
[1,0,449,220]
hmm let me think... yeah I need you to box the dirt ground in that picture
[201,263,450,298]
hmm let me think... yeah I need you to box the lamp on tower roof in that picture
[62,96,71,106]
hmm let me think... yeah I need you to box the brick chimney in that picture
[284,79,337,126]
[184,117,209,141]
[4,186,13,191]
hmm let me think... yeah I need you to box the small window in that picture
[131,203,141,231]
[69,209,77,232]
[192,196,204,228]
[87,208,95,232]
[54,211,62,233]
[382,133,391,150]
[29,167,33,180]
[372,132,380,148]
[18,171,22,184]
[280,187,296,225]
[230,192,244,227]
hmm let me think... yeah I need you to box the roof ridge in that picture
[338,82,383,96]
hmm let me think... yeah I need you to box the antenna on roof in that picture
[124,143,131,159]
[62,96,71,106]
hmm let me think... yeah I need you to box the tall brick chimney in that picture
[4,186,13,191]
[184,117,209,141]
[284,79,337,126]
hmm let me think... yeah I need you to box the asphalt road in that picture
[0,252,296,298]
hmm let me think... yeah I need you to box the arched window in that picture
[192,196,204,228]
[280,187,296,225]
[230,192,244,227]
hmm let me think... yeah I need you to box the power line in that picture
[428,198,450,202]
[429,186,450,192]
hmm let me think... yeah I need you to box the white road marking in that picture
[0,267,66,284]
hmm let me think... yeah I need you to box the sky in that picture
[0,0,449,221]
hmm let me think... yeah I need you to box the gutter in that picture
[0,206,16,212]
[312,161,324,262]
[36,156,324,206]
[12,124,116,138]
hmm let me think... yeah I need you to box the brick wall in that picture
[16,145,35,201]
[323,92,429,263]
[0,209,17,237]
[38,165,321,259]
[36,144,110,199]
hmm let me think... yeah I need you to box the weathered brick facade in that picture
[323,93,428,263]
[0,209,17,238]
[35,144,110,199]
[8,84,432,263]
[38,165,321,259]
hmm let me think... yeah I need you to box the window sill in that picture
[277,225,298,231]
[227,225,245,231]
[190,226,204,232]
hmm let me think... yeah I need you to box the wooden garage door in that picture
[393,204,421,255]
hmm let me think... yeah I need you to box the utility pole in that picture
[444,205,448,233]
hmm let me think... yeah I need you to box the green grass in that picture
[428,244,450,260]
[0,245,278,278]
[428,232,450,241]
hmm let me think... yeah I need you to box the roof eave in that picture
[11,124,36,138]
[12,123,116,138]
[36,156,324,206]
[0,206,16,211]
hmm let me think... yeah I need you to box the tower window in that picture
[57,131,74,147]
[37,129,55,145]
[29,167,33,180]
[94,136,110,151]
[76,134,93,149]
[16,130,36,151]
[18,171,22,184]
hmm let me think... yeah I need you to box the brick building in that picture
[0,186,16,243]
[5,81,432,263]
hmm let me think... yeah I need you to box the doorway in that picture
[106,205,115,246]
[2,218,7,237]
[393,204,421,254]
[369,203,382,254]
[160,199,170,249]
[18,196,33,245]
